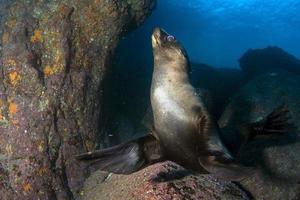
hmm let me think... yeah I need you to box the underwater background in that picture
[97,1,300,199]
[106,0,300,145]
[0,0,300,199]
[118,0,300,68]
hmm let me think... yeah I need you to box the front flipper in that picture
[75,134,165,174]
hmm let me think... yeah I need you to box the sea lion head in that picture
[152,27,189,69]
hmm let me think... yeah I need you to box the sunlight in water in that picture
[168,0,300,31]
[152,0,300,67]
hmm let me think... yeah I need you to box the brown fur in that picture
[150,28,251,180]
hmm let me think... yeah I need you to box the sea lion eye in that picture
[167,35,175,42]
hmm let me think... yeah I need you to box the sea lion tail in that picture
[75,135,164,174]
[247,104,295,140]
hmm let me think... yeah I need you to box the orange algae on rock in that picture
[30,29,42,43]
[8,71,21,86]
[43,65,55,77]
[42,29,65,77]
[23,182,33,192]
[8,101,17,117]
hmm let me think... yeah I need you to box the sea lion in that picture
[150,27,247,179]
[76,27,292,180]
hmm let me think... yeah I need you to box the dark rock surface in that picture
[239,46,300,79]
[219,70,300,199]
[0,0,155,199]
[82,161,251,200]
[191,63,245,119]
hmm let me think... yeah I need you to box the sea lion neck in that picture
[152,61,190,87]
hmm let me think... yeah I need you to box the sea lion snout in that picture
[152,27,175,47]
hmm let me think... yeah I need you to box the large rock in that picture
[0,0,156,199]
[82,161,251,200]
[191,63,245,119]
[219,70,300,199]
[239,46,300,79]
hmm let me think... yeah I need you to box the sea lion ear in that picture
[167,35,175,42]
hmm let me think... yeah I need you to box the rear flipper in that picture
[199,153,253,181]
[75,135,164,174]
[244,104,295,141]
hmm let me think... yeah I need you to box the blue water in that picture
[109,0,300,144]
[121,0,300,68]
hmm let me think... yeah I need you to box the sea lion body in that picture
[76,27,292,180]
[151,66,205,170]
[151,28,237,176]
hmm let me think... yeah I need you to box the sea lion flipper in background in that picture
[242,104,295,142]
[195,103,292,180]
[75,134,165,174]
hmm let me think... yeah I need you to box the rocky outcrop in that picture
[82,161,251,200]
[219,70,300,199]
[191,63,245,119]
[239,46,300,79]
[0,0,156,199]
